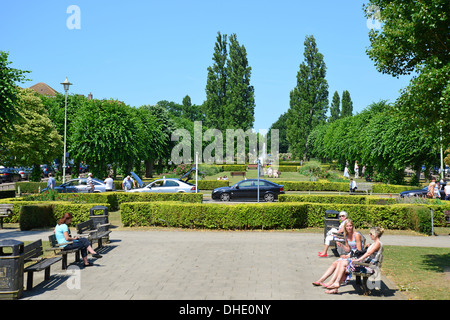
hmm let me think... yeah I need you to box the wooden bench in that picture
[351,183,373,195]
[351,247,383,296]
[247,164,258,169]
[0,204,13,229]
[230,171,246,178]
[76,219,111,249]
[23,239,62,290]
[47,234,81,270]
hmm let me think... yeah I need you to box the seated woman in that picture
[318,211,348,257]
[313,219,363,286]
[324,226,384,294]
[55,212,102,267]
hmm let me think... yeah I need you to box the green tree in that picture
[287,35,329,160]
[363,0,449,145]
[3,89,62,181]
[224,33,255,131]
[69,99,140,178]
[204,32,228,131]
[0,51,30,137]
[341,90,353,118]
[329,91,340,122]
[268,112,289,153]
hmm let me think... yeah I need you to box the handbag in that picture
[351,248,367,258]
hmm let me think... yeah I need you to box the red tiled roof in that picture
[29,82,58,96]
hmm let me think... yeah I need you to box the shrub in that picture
[19,204,55,231]
[120,201,450,231]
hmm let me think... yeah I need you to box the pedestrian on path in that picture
[47,173,55,190]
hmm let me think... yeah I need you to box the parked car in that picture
[127,171,196,193]
[0,167,22,183]
[40,164,55,177]
[16,167,32,180]
[212,179,284,202]
[41,178,114,193]
[400,182,446,198]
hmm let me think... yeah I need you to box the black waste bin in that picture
[90,205,109,228]
[324,210,342,257]
[0,240,24,300]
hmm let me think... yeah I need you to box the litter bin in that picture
[324,210,342,257]
[0,240,24,300]
[90,205,109,228]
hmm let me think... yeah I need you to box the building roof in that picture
[29,82,58,96]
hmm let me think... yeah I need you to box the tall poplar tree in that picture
[225,34,255,130]
[204,32,228,131]
[341,90,353,118]
[204,32,255,131]
[329,91,340,122]
[287,35,329,160]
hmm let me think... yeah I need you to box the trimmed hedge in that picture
[21,192,202,211]
[120,201,450,232]
[0,199,109,225]
[0,190,15,199]
[16,182,47,194]
[120,202,308,229]
[279,194,399,205]
[276,181,417,193]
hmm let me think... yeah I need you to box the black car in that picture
[0,167,22,183]
[212,179,284,202]
[400,182,446,198]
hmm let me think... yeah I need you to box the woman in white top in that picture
[324,226,384,294]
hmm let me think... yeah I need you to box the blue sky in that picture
[1,0,413,131]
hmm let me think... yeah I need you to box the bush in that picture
[0,190,15,199]
[120,201,450,231]
[19,204,55,231]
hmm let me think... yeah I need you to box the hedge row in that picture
[21,192,203,211]
[276,181,417,193]
[120,201,450,231]
[279,194,400,205]
[0,199,109,226]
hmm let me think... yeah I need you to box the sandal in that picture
[312,281,326,287]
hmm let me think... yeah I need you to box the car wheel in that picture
[264,193,275,202]
[220,193,230,201]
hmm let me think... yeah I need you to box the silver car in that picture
[127,172,196,193]
[42,178,112,193]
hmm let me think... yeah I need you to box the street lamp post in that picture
[60,77,72,184]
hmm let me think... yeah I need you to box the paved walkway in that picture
[0,228,448,300]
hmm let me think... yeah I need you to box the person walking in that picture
[87,173,95,193]
[47,173,56,190]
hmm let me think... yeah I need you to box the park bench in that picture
[230,171,246,178]
[351,183,373,195]
[351,247,384,296]
[248,164,258,169]
[76,219,111,249]
[0,204,13,229]
[23,239,62,290]
[47,234,81,270]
